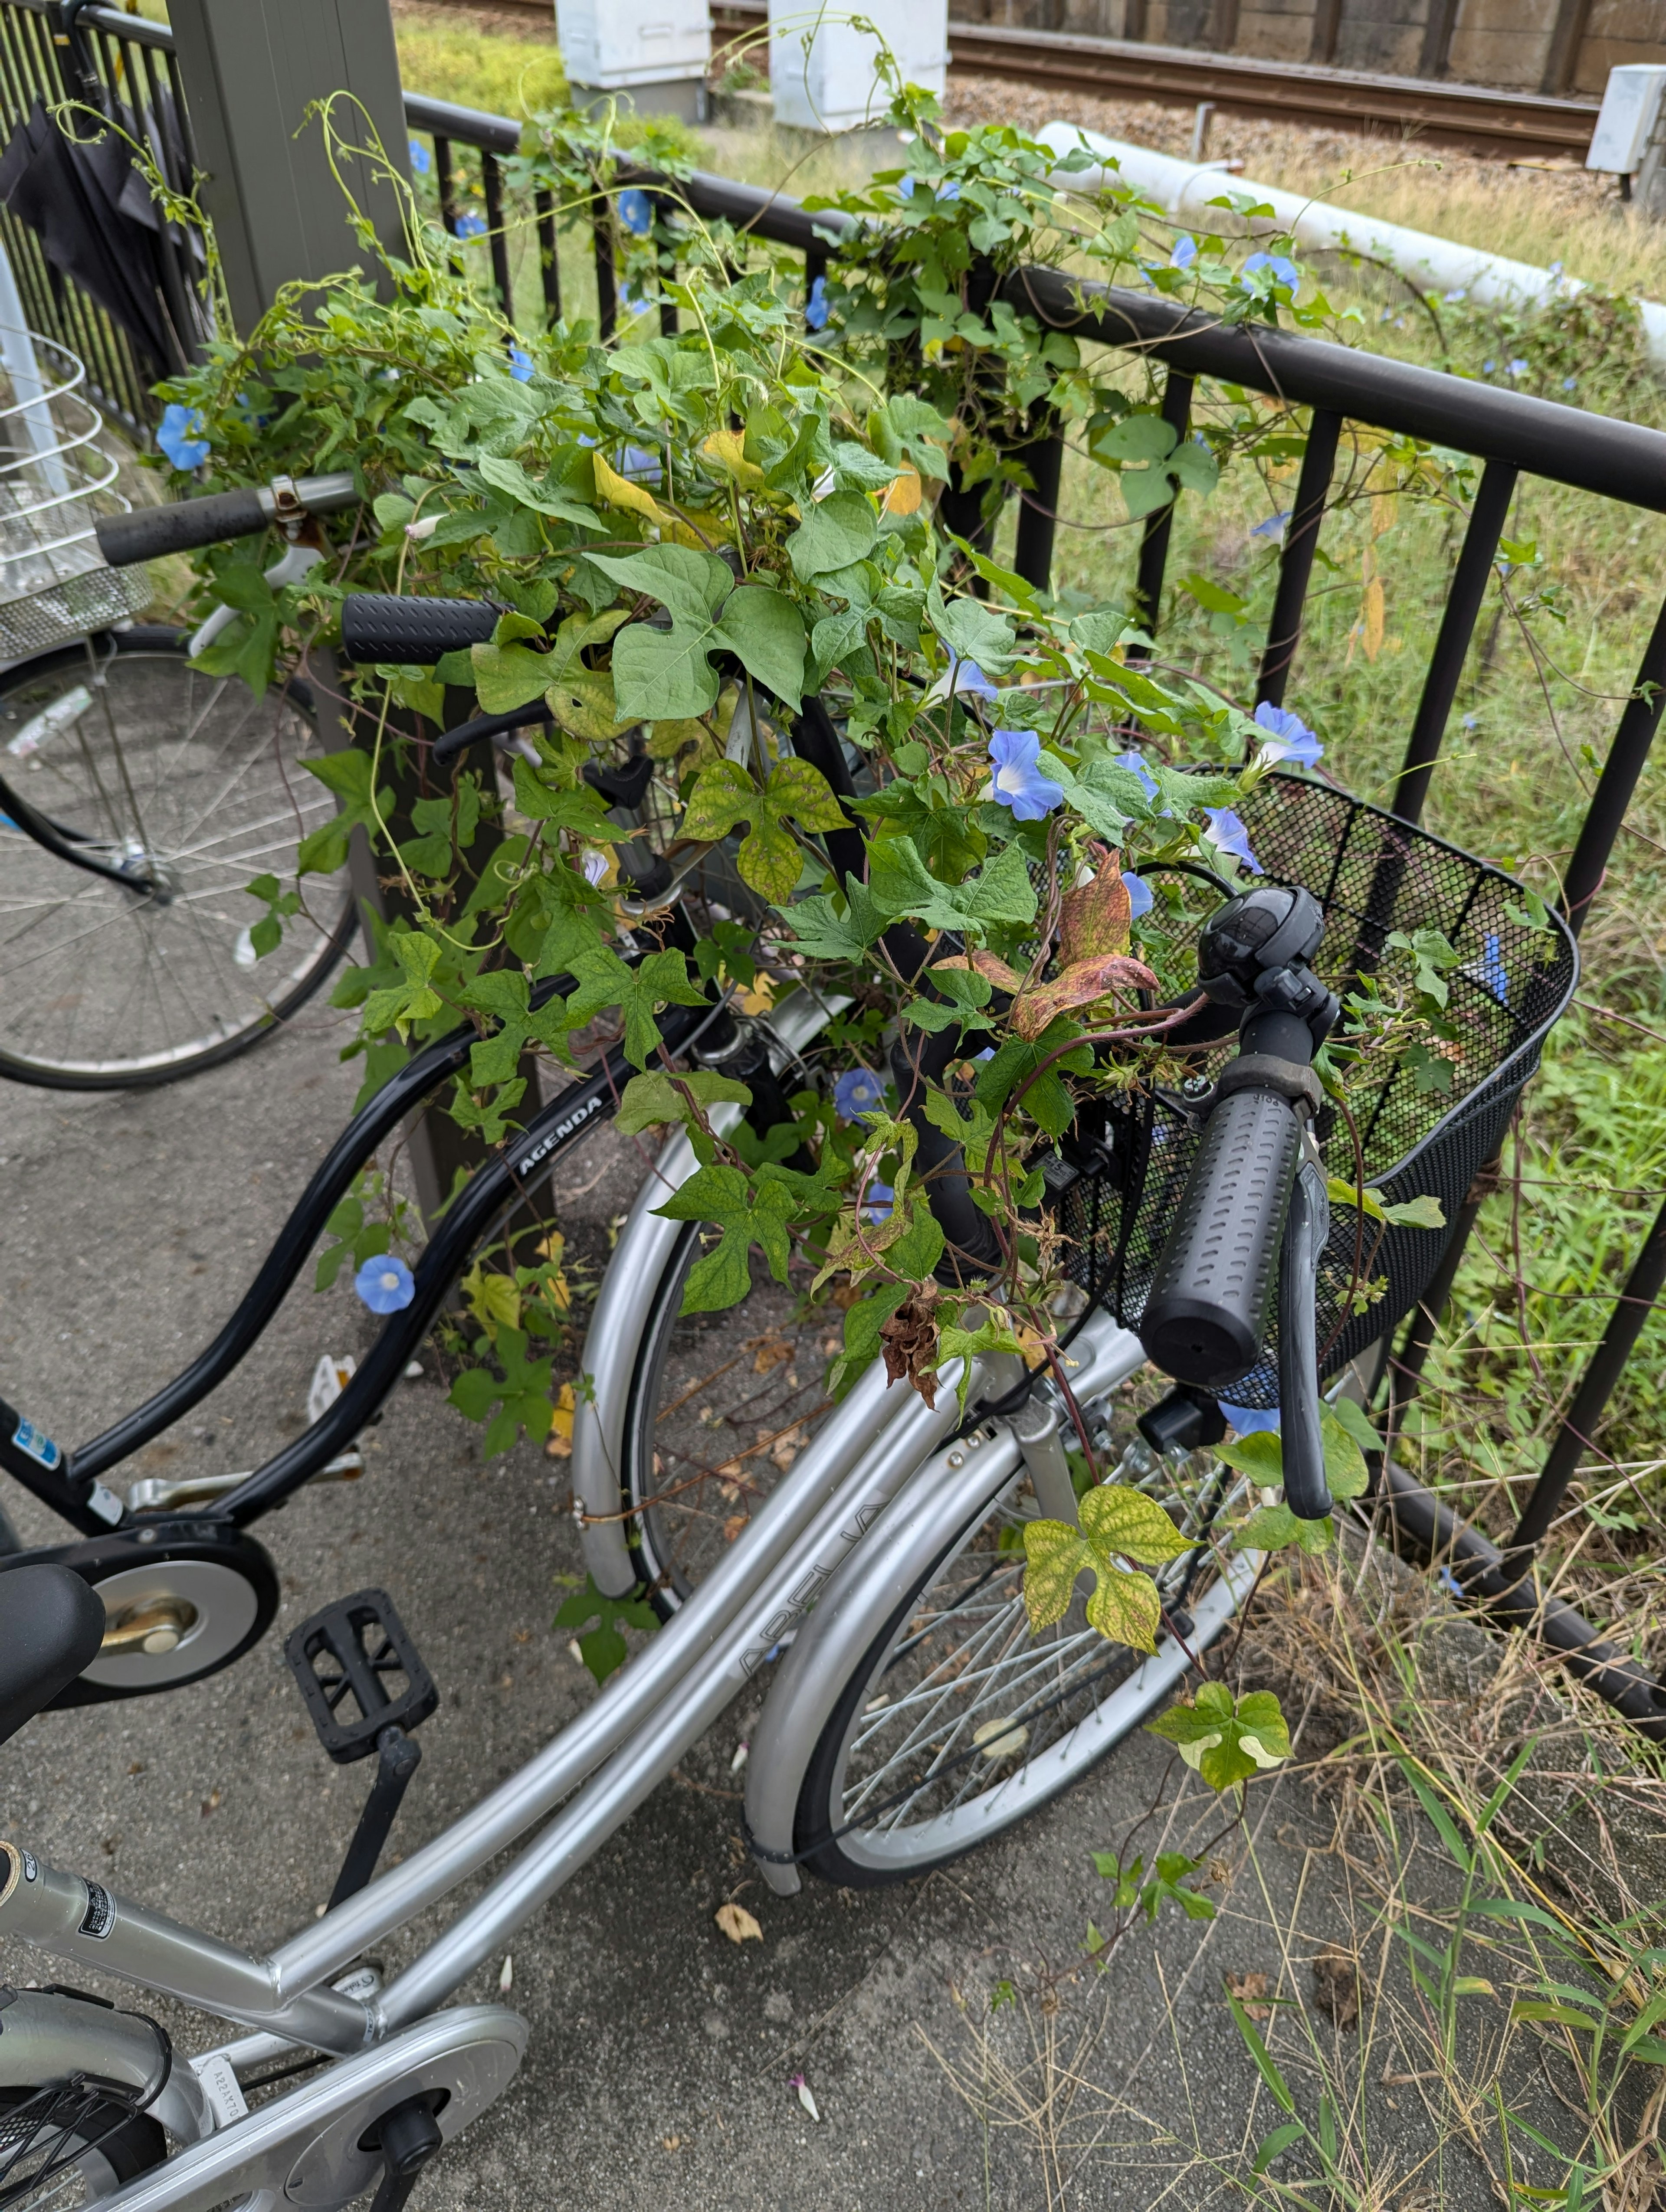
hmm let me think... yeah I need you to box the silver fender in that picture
[744,1311,1154,1895]
[96,2007,525,2212]
[572,988,845,1596]
[0,1988,211,2145]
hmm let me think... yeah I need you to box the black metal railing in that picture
[6,3,1666,1723]
[0,0,205,433]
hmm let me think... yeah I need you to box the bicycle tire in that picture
[787,1442,1258,1887]
[0,628,354,1089]
[619,1216,852,1620]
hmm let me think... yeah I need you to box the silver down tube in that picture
[267,1352,954,2000]
[376,1353,1024,2028]
[0,1844,372,2052]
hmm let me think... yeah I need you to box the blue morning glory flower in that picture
[455,212,487,240]
[356,1254,415,1314]
[1112,749,1160,803]
[1253,699,1323,766]
[1169,235,1197,270]
[1481,932,1509,1005]
[617,188,653,236]
[1124,870,1153,920]
[1562,376,1577,391]
[620,286,653,321]
[508,346,534,383]
[938,179,960,201]
[409,138,432,175]
[1243,250,1299,288]
[157,402,210,470]
[863,1179,895,1223]
[1204,806,1260,872]
[620,444,662,484]
[1506,357,1528,377]
[948,652,997,702]
[1482,358,1495,374]
[988,728,1064,821]
[834,1067,885,1123]
[1220,1400,1279,1436]
[1443,288,1466,303]
[805,274,830,331]
[1251,510,1290,540]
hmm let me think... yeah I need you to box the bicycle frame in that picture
[0,986,715,1544]
[0,1296,1146,2194]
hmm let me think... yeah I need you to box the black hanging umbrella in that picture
[0,96,184,375]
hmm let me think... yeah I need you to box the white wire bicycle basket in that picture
[0,323,151,660]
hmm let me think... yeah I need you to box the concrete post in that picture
[166,0,411,338]
[167,2,505,1229]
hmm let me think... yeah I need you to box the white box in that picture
[1586,63,1666,174]
[769,0,948,133]
[556,0,710,91]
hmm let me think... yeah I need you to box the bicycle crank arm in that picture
[125,1450,364,1515]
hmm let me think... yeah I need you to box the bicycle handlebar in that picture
[95,473,359,569]
[341,592,500,664]
[1138,884,1341,1517]
[1139,1084,1302,1387]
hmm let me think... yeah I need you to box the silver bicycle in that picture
[0,994,1256,2209]
[0,328,355,1089]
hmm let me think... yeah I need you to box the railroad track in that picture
[413,0,1600,162]
[710,1,1598,160]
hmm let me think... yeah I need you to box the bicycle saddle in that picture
[0,1565,105,1749]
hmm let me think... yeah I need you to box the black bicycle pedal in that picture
[285,1590,437,1765]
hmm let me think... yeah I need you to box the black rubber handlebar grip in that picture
[341,594,500,665]
[1138,1086,1302,1389]
[95,489,269,569]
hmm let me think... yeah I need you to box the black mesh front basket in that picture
[1056,773,1578,1409]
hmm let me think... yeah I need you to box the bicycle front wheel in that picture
[790,1440,1259,1886]
[0,630,354,1087]
[619,1217,847,1616]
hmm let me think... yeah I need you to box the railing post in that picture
[534,186,562,325]
[1127,365,1194,660]
[593,200,617,342]
[1559,592,1666,930]
[1504,1198,1666,1569]
[1391,457,1518,826]
[1254,407,1341,708]
[1012,416,1062,597]
[482,151,512,318]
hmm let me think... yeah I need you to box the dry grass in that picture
[944,71,1660,299]
[922,1526,1666,2207]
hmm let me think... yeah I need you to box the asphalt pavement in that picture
[0,996,1511,2209]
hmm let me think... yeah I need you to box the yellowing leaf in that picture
[715,1902,763,1944]
[1078,1483,1190,1567]
[593,448,664,526]
[702,429,765,488]
[544,667,636,746]
[1020,1517,1090,1631]
[882,462,922,517]
[1020,1482,1186,1655]
[1085,1565,1162,1651]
